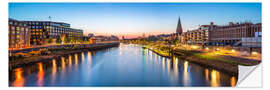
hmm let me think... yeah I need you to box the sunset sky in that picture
[9,3,261,38]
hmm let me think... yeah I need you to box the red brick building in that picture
[209,22,262,46]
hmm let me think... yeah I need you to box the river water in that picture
[9,43,237,87]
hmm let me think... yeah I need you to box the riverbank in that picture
[140,43,260,75]
[9,43,119,69]
[144,47,238,74]
[142,46,170,58]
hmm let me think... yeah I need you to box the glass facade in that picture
[24,21,83,45]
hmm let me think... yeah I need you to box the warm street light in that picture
[252,51,258,55]
[205,47,209,51]
[192,45,198,49]
[231,49,235,53]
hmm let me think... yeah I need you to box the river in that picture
[9,43,237,87]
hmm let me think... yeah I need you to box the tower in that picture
[176,17,183,35]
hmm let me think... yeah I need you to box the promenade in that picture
[9,42,120,69]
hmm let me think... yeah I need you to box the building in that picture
[23,21,83,45]
[110,35,119,41]
[209,22,262,46]
[8,18,31,49]
[180,22,262,47]
[170,17,183,41]
[88,33,94,38]
[93,35,119,42]
[181,25,211,45]
[82,33,95,43]
[176,17,183,35]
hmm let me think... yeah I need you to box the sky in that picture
[9,3,261,38]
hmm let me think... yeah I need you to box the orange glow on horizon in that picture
[85,32,174,39]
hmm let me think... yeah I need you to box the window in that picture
[21,27,24,31]
[16,27,20,31]
[11,26,15,30]
[9,21,13,25]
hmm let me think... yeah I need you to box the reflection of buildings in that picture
[23,20,83,45]
[9,18,31,49]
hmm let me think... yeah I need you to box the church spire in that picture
[176,17,183,35]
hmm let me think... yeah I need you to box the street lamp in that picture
[192,45,198,49]
[231,49,236,53]
[252,51,258,56]
[205,47,209,51]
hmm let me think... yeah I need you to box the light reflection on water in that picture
[9,44,238,87]
[51,59,57,84]
[12,68,24,87]
[37,63,44,86]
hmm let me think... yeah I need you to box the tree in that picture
[56,37,62,44]
[173,37,179,45]
[48,38,53,44]
[64,37,70,44]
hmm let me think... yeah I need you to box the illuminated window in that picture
[16,27,20,31]
[11,26,15,30]
[9,21,13,25]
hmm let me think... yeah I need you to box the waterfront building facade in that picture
[8,18,31,49]
[181,25,211,45]
[23,21,83,45]
[209,22,262,46]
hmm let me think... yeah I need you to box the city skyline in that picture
[9,3,261,38]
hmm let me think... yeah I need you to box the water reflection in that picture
[61,57,66,69]
[81,52,85,62]
[183,61,190,86]
[162,57,165,72]
[9,44,238,87]
[205,69,209,81]
[68,55,72,67]
[210,70,220,87]
[37,63,44,86]
[51,59,57,84]
[12,68,24,87]
[75,54,78,66]
[87,51,92,71]
[173,57,179,82]
[231,77,236,87]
